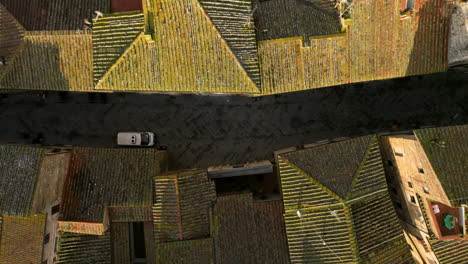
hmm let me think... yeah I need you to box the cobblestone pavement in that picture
[0,71,466,169]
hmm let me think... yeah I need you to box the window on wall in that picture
[408,181,413,188]
[410,195,416,204]
[129,222,147,264]
[395,152,404,157]
[51,204,60,215]
[387,160,394,167]
[401,0,415,12]
[418,168,425,174]
[44,233,50,244]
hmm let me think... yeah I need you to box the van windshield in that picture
[140,133,150,145]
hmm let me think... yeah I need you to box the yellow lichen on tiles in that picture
[0,3,25,78]
[258,0,450,95]
[259,34,349,95]
[97,0,259,94]
[0,214,46,264]
[1,31,93,91]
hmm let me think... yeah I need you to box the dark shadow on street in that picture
[0,70,466,170]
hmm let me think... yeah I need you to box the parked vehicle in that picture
[117,132,155,146]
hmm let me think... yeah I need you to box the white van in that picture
[117,132,155,147]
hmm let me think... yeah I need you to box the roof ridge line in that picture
[194,0,260,93]
[280,157,345,203]
[95,32,146,90]
[345,135,378,201]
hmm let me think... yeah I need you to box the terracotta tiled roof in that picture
[0,214,46,264]
[0,3,24,77]
[95,0,260,93]
[213,193,290,264]
[108,206,152,222]
[92,11,145,84]
[277,136,413,263]
[153,170,216,242]
[57,231,112,264]
[155,238,215,264]
[414,125,468,206]
[61,147,167,223]
[0,0,110,30]
[255,0,342,42]
[0,31,94,91]
[258,0,450,95]
[199,0,261,86]
[0,145,45,216]
[282,135,372,199]
[429,239,468,264]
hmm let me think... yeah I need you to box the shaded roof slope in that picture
[92,11,145,84]
[0,145,44,216]
[0,3,24,77]
[199,0,261,86]
[0,214,46,264]
[282,135,372,199]
[414,125,468,206]
[153,170,216,242]
[254,0,342,42]
[0,31,94,91]
[61,147,167,223]
[0,0,110,30]
[57,231,112,264]
[213,193,290,264]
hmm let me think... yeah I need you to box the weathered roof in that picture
[282,135,372,199]
[61,147,167,223]
[199,0,261,86]
[349,192,413,264]
[414,125,468,206]
[92,11,145,84]
[0,0,110,30]
[110,222,155,264]
[213,193,290,264]
[0,214,46,264]
[153,170,216,242]
[155,238,215,264]
[258,0,450,95]
[108,206,152,222]
[0,31,94,91]
[254,0,342,42]
[0,145,45,216]
[0,3,24,77]
[277,136,413,263]
[95,0,260,93]
[429,239,468,264]
[57,231,112,264]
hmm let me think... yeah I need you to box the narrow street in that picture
[0,71,467,169]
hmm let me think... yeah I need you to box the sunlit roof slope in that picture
[259,0,450,95]
[95,0,260,94]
